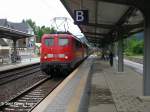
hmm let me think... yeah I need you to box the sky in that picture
[0,0,83,36]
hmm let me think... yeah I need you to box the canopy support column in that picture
[12,39,17,63]
[143,10,150,96]
[118,39,124,72]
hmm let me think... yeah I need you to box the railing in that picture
[10,54,21,63]
[0,47,38,65]
[0,56,11,65]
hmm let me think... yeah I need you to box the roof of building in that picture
[0,19,33,34]
[10,21,33,33]
[0,19,8,27]
[0,19,33,40]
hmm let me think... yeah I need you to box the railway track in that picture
[125,56,143,64]
[0,77,63,112]
[0,64,40,85]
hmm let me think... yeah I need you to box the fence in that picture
[0,47,36,65]
[0,55,11,64]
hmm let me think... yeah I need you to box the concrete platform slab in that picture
[89,104,117,112]
[31,56,150,112]
[88,60,117,112]
[88,57,150,112]
[0,57,40,72]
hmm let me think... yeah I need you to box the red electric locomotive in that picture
[40,32,88,76]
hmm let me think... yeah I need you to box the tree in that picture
[124,35,144,56]
[36,25,56,42]
[25,19,56,42]
[25,19,37,34]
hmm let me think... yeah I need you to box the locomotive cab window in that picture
[44,38,54,46]
[58,38,69,46]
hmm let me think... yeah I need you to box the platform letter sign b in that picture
[74,10,88,25]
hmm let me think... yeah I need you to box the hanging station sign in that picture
[74,10,89,25]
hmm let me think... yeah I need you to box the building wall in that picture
[17,38,26,48]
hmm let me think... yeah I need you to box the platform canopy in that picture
[0,26,33,40]
[60,0,144,46]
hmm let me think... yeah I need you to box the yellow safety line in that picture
[66,71,88,112]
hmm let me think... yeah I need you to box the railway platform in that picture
[0,57,40,72]
[31,55,150,112]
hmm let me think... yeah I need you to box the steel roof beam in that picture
[88,38,101,41]
[83,22,143,30]
[88,40,101,43]
[128,29,144,36]
[109,7,136,36]
[86,38,103,41]
[97,0,137,7]
[87,37,102,40]
[84,32,107,36]
[82,23,114,29]
[113,29,143,42]
[123,21,144,30]
[86,36,103,39]
[117,7,136,26]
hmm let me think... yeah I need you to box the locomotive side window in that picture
[58,38,68,46]
[44,38,54,46]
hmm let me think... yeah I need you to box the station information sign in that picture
[74,10,89,25]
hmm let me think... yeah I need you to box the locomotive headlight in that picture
[44,55,47,59]
[65,56,68,59]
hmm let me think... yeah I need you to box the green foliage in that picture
[124,35,144,56]
[132,40,143,54]
[25,19,56,42]
[36,26,56,42]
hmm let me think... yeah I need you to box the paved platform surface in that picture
[31,56,150,112]
[0,57,40,72]
[88,57,150,112]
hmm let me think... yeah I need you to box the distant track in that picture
[125,56,143,64]
[0,64,41,85]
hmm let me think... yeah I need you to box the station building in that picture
[0,19,36,63]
